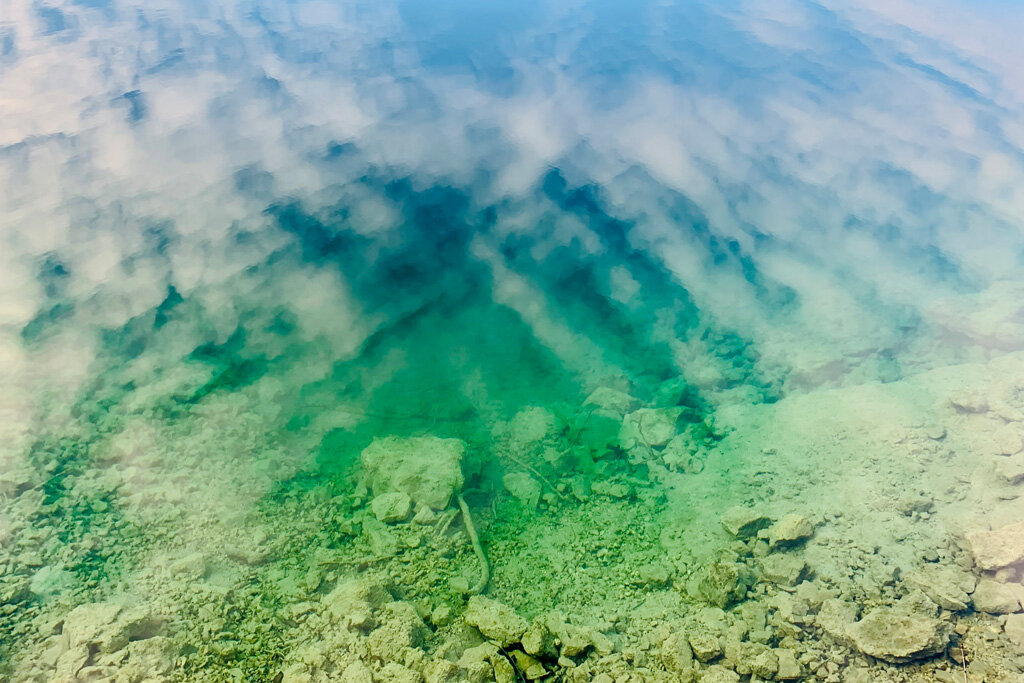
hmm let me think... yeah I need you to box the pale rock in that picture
[636,563,671,587]
[61,602,164,656]
[168,552,207,580]
[363,517,400,557]
[423,660,460,683]
[815,599,859,645]
[847,596,951,663]
[700,665,740,683]
[620,408,683,450]
[696,561,745,608]
[767,514,815,548]
[721,507,772,539]
[749,649,778,679]
[688,632,722,663]
[660,632,694,674]
[971,578,1022,614]
[341,660,373,683]
[993,423,1024,456]
[903,565,974,611]
[996,457,1024,485]
[366,602,428,663]
[511,651,546,680]
[503,472,541,509]
[325,578,391,631]
[590,480,630,499]
[125,635,176,675]
[774,648,802,680]
[464,596,528,648]
[378,662,423,683]
[508,407,558,449]
[1004,613,1024,648]
[412,506,437,525]
[521,623,557,658]
[372,492,413,523]
[759,554,806,587]
[361,436,465,510]
[584,388,640,418]
[966,521,1024,570]
[458,642,499,668]
[493,656,516,683]
[949,390,989,413]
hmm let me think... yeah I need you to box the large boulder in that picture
[361,436,465,510]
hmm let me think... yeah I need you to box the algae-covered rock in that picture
[361,436,464,510]
[966,521,1024,570]
[464,596,528,647]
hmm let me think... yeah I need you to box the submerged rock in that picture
[847,596,950,664]
[966,521,1024,571]
[767,514,815,549]
[371,492,413,523]
[619,408,683,450]
[361,436,465,510]
[464,596,528,648]
[903,565,974,612]
[503,472,542,509]
[721,507,772,539]
[759,554,806,587]
[971,578,1022,614]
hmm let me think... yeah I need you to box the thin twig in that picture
[960,643,968,683]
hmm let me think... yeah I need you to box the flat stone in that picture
[721,507,773,539]
[966,522,1024,570]
[971,578,1022,614]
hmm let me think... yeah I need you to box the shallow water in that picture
[3,1,1024,681]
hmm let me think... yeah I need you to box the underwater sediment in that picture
[4,0,1024,681]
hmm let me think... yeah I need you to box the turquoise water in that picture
[3,1,1024,681]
